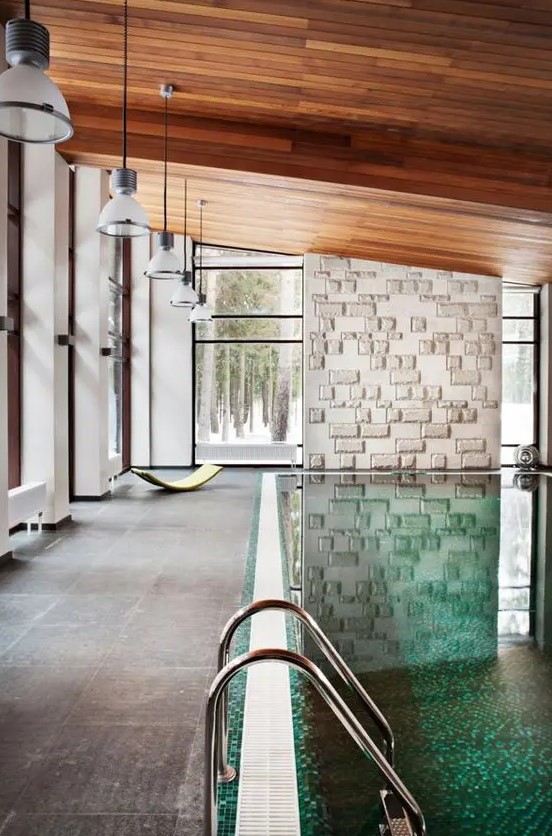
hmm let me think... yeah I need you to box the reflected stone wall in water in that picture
[303,474,500,672]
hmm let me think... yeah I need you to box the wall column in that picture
[21,146,70,526]
[130,235,151,465]
[0,25,10,557]
[149,233,193,466]
[73,167,110,497]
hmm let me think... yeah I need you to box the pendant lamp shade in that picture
[171,271,199,307]
[97,168,150,237]
[146,231,181,279]
[145,85,181,278]
[0,18,73,144]
[170,180,198,306]
[189,198,212,322]
[189,293,212,322]
[96,0,149,238]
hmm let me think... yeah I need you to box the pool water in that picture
[276,472,552,836]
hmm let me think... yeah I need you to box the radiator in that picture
[196,442,297,465]
[8,482,47,531]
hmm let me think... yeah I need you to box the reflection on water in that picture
[276,471,551,836]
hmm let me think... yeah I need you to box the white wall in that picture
[73,167,111,496]
[304,254,502,470]
[130,234,151,465]
[134,233,193,467]
[0,25,10,556]
[21,146,71,524]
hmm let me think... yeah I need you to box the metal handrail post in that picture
[216,597,395,781]
[205,647,425,836]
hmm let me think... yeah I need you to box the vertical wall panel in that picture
[0,25,10,555]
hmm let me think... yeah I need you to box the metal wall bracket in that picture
[57,334,75,346]
[0,316,14,333]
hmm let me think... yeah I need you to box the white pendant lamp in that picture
[0,0,73,144]
[145,85,181,279]
[171,180,199,307]
[189,199,212,322]
[97,0,149,238]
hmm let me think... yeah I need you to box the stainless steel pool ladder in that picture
[205,599,426,836]
[217,598,395,770]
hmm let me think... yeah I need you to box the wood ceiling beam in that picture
[63,103,552,214]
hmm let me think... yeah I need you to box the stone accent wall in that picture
[304,255,502,470]
[302,473,500,672]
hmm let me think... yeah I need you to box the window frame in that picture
[192,243,303,465]
[501,289,540,466]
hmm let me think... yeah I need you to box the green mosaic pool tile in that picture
[277,478,333,836]
[216,473,262,836]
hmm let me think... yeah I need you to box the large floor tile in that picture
[0,623,120,667]
[102,623,219,669]
[0,813,178,835]
[0,666,94,725]
[16,724,194,814]
[0,563,81,595]
[69,568,161,596]
[38,594,140,626]
[67,666,210,726]
[0,722,56,809]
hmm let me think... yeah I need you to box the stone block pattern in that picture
[302,473,500,673]
[304,255,502,470]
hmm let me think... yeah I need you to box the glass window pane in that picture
[195,343,302,446]
[498,610,530,637]
[503,319,534,341]
[499,586,530,610]
[501,446,515,466]
[503,292,534,317]
[499,487,532,587]
[501,344,534,445]
[197,245,302,268]
[195,317,302,341]
[200,269,302,316]
[108,358,123,454]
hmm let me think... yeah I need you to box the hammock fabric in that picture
[131,464,223,492]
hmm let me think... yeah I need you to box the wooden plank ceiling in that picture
[3,0,552,282]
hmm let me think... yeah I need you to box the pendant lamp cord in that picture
[199,201,203,296]
[24,0,31,20]
[183,180,188,272]
[163,95,168,232]
[122,0,128,169]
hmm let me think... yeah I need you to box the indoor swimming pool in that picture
[221,470,552,836]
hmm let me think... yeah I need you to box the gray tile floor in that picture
[0,469,257,835]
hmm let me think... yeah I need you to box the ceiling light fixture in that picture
[145,84,181,278]
[189,199,212,322]
[0,0,73,143]
[97,0,149,237]
[171,179,199,307]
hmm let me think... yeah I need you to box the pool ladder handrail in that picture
[216,597,396,779]
[205,647,426,836]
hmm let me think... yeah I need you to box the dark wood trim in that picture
[0,551,13,567]
[57,334,76,346]
[68,166,76,499]
[7,140,22,490]
[122,238,132,471]
[71,491,111,501]
[0,316,14,333]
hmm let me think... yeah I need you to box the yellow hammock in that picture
[131,464,223,492]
